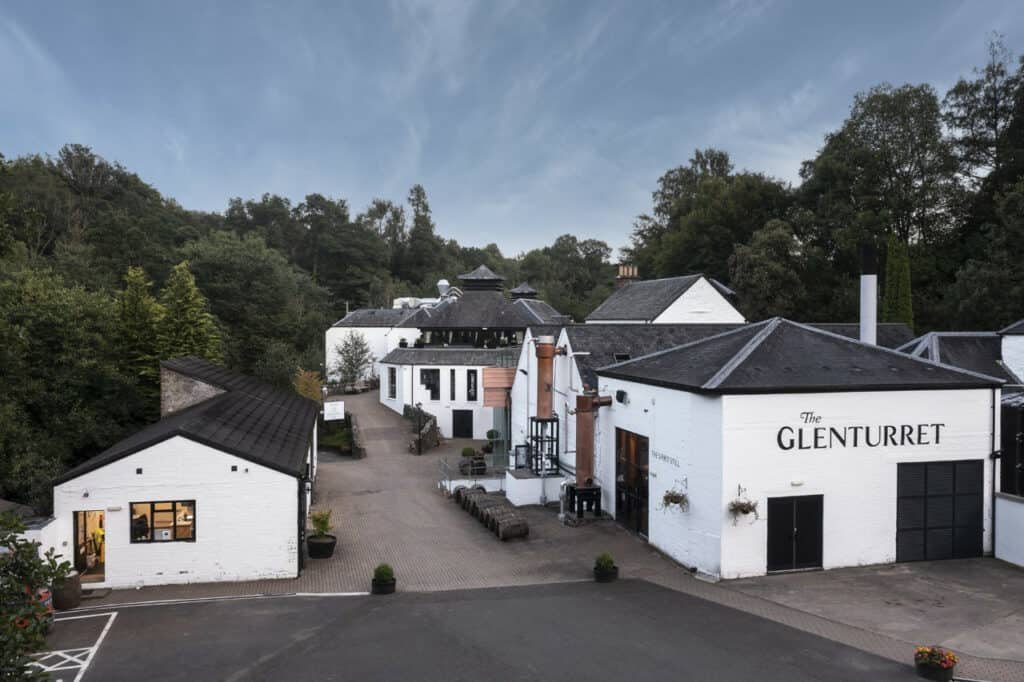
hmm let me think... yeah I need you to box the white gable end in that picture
[653,277,745,324]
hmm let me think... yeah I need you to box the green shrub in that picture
[486,429,500,441]
[310,509,332,537]
[461,446,476,458]
[594,552,615,571]
[374,563,394,581]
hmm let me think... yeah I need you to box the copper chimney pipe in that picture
[575,392,612,486]
[535,335,557,419]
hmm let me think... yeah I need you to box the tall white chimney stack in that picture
[859,244,877,345]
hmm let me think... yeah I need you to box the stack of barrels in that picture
[452,486,529,541]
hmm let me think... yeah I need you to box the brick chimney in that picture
[616,263,639,289]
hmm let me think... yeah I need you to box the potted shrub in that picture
[398,338,408,348]
[307,509,337,559]
[913,646,958,681]
[593,552,618,583]
[371,563,396,595]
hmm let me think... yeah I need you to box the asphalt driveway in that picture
[81,581,913,682]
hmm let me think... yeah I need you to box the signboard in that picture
[776,411,945,451]
[324,401,345,421]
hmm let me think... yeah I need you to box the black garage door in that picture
[896,460,983,562]
[452,410,473,438]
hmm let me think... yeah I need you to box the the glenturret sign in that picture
[777,411,946,451]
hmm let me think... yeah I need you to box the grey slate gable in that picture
[585,274,704,322]
[55,358,318,484]
[898,332,1022,383]
[332,308,417,328]
[599,318,1004,394]
[380,347,520,368]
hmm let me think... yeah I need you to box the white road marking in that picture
[30,611,117,682]
[65,590,369,613]
[294,591,369,597]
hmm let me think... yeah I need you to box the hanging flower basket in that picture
[728,498,758,524]
[661,489,689,512]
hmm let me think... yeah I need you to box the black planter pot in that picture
[594,566,619,583]
[53,570,82,611]
[307,535,337,559]
[371,577,396,595]
[915,664,954,681]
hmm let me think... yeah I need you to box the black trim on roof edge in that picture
[53,430,307,486]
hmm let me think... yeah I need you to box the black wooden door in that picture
[615,428,649,538]
[897,460,983,562]
[767,495,823,572]
[452,410,473,438]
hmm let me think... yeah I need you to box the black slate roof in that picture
[585,274,735,322]
[510,282,538,297]
[56,358,318,484]
[808,323,915,349]
[598,318,1004,394]
[403,290,564,329]
[1000,320,1024,335]
[898,332,1022,383]
[380,347,520,368]
[564,323,746,389]
[458,264,505,281]
[332,307,418,328]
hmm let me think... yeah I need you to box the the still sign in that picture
[324,400,345,421]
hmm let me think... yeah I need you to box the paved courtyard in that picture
[72,392,1024,681]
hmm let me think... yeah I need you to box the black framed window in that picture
[388,367,397,399]
[130,500,196,543]
[450,369,456,401]
[420,369,440,400]
[467,369,478,401]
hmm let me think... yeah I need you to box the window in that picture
[450,369,456,401]
[420,369,440,401]
[388,367,397,399]
[467,369,478,402]
[130,501,195,543]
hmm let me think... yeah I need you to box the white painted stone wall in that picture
[995,494,1024,567]
[378,361,493,440]
[718,390,996,578]
[653,277,745,324]
[504,472,565,506]
[326,325,421,381]
[509,336,534,449]
[50,436,300,588]
[1001,335,1024,381]
[595,378,997,580]
[595,377,724,572]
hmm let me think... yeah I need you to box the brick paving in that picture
[81,392,1024,681]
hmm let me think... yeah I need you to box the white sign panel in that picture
[324,401,345,421]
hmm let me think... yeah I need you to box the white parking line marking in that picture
[30,611,117,682]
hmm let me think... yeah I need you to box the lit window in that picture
[467,369,478,401]
[130,501,196,543]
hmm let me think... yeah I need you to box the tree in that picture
[118,266,166,410]
[158,261,222,361]
[882,234,914,329]
[403,185,446,287]
[333,331,374,387]
[293,369,323,402]
[729,220,807,319]
[943,34,1023,186]
[1,513,71,679]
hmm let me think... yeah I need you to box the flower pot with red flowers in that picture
[913,645,958,681]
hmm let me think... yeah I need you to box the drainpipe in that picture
[991,387,999,554]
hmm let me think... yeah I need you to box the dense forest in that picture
[3,36,1024,510]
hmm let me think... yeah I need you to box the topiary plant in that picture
[486,429,500,441]
[374,563,394,581]
[461,446,477,458]
[594,552,615,571]
[310,509,332,537]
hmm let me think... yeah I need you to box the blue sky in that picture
[2,2,1022,255]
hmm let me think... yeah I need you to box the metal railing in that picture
[438,452,510,484]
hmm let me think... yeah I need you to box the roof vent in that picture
[613,353,631,362]
[437,279,450,296]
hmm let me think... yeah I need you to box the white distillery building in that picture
[507,318,914,506]
[592,319,1002,580]
[34,357,319,589]
[897,323,1024,569]
[326,307,422,382]
[584,269,745,324]
[375,265,566,441]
